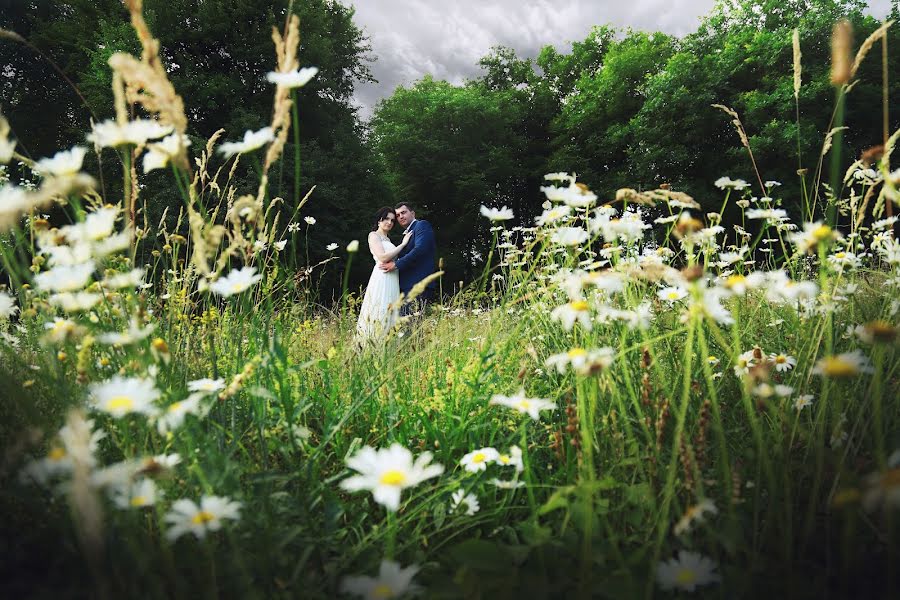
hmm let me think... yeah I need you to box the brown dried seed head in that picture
[860,145,885,167]
[830,19,853,86]
[863,320,898,343]
[681,265,704,282]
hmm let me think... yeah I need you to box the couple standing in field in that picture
[355,202,437,339]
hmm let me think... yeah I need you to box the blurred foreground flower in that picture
[674,499,718,536]
[656,550,721,592]
[490,389,556,420]
[812,350,874,378]
[217,127,274,159]
[89,376,160,418]
[340,559,421,600]
[480,205,514,221]
[340,444,444,511]
[266,66,318,88]
[87,119,173,148]
[209,266,262,298]
[0,291,18,320]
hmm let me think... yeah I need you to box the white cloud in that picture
[348,0,895,119]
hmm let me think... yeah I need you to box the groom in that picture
[379,202,437,315]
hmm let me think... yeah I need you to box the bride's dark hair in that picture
[372,206,396,231]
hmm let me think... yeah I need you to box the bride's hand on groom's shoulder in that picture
[401,229,413,245]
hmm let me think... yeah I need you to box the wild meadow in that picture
[1,2,900,598]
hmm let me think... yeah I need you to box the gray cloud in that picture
[347,0,894,119]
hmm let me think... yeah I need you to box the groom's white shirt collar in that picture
[403,218,417,234]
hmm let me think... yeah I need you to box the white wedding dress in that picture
[356,237,400,340]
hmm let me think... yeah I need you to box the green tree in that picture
[550,30,676,197]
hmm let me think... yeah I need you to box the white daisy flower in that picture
[544,347,615,376]
[535,204,572,226]
[208,266,263,297]
[48,291,102,313]
[550,226,589,247]
[0,291,18,320]
[459,447,500,473]
[187,377,226,395]
[812,350,874,378]
[714,176,749,190]
[656,550,721,592]
[88,375,160,418]
[34,146,88,177]
[87,119,173,148]
[113,478,159,509]
[658,286,688,303]
[164,495,242,541]
[496,446,524,473]
[339,444,444,511]
[34,261,95,293]
[101,268,145,289]
[266,66,318,88]
[769,353,797,372]
[489,478,525,489]
[550,300,592,331]
[304,215,316,225]
[217,127,274,159]
[480,205,514,221]
[794,394,814,411]
[97,320,155,345]
[340,559,421,600]
[143,133,191,173]
[156,392,208,435]
[489,389,556,421]
[451,489,480,515]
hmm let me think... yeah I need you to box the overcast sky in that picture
[346,0,894,119]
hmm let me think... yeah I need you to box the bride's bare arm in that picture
[367,231,411,262]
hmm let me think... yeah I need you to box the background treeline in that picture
[2,0,899,298]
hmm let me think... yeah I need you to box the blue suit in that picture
[395,219,437,298]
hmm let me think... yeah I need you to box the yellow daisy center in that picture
[726,275,745,288]
[130,496,148,507]
[168,401,183,413]
[107,395,135,412]
[812,224,832,240]
[570,300,589,311]
[820,357,858,377]
[498,455,510,464]
[517,400,531,411]
[373,584,394,599]
[192,510,215,525]
[567,348,587,358]
[231,282,246,293]
[835,252,846,259]
[667,291,681,300]
[379,470,407,486]
[48,447,66,461]
[676,568,698,586]
[775,355,787,364]
[472,452,487,464]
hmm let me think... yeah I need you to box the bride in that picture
[356,206,412,339]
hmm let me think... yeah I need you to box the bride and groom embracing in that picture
[355,202,437,339]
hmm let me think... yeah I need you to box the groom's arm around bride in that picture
[379,202,437,307]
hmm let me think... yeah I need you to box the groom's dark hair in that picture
[372,206,396,231]
[394,201,416,213]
